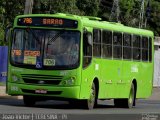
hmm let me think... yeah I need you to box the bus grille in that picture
[21,74,63,85]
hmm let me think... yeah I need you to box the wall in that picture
[0,46,8,84]
[154,37,160,87]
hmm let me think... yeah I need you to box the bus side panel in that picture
[100,59,123,99]
[121,61,153,99]
[80,58,102,99]
[137,62,153,98]
[80,61,96,99]
[118,61,133,98]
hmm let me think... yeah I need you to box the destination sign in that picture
[17,17,78,28]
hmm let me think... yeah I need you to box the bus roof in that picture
[15,13,154,37]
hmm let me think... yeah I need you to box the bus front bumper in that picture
[7,82,80,99]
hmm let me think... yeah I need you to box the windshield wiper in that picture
[26,27,41,45]
[47,30,65,45]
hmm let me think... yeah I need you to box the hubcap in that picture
[129,86,134,106]
[129,94,133,104]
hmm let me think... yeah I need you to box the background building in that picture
[154,37,160,87]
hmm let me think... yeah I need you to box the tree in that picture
[0,0,160,39]
[0,2,5,44]
[77,0,100,16]
[98,0,113,20]
[0,0,25,45]
[119,0,139,27]
[33,0,81,15]
[0,0,25,27]
[147,0,160,36]
[51,0,80,14]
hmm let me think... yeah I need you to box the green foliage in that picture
[147,0,160,36]
[0,0,25,28]
[119,0,139,26]
[33,0,100,16]
[50,0,80,15]
[98,0,112,20]
[0,27,4,45]
[33,0,81,15]
[0,0,160,38]
[77,0,100,16]
[0,0,25,45]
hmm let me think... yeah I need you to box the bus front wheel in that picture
[82,82,96,110]
[23,95,36,107]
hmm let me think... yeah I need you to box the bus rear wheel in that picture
[23,95,36,107]
[114,83,135,108]
[82,82,96,110]
[126,83,135,108]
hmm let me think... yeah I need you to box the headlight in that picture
[67,79,75,85]
[60,76,76,85]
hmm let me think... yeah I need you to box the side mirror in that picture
[4,25,12,43]
[87,33,92,46]
[83,31,92,46]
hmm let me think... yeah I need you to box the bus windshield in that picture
[11,28,80,69]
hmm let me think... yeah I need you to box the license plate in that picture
[35,89,47,94]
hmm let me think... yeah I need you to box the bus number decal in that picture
[24,50,40,57]
[12,50,22,56]
[23,18,32,24]
[44,59,55,66]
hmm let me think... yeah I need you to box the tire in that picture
[23,95,36,107]
[82,82,97,110]
[126,83,135,108]
[114,83,135,108]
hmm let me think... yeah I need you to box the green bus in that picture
[6,13,154,109]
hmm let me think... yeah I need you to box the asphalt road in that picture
[0,88,160,120]
[0,98,160,120]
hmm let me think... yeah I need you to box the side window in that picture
[141,37,149,61]
[113,32,122,59]
[93,29,101,57]
[123,33,131,60]
[133,35,141,60]
[149,37,152,62]
[102,30,112,58]
[83,32,92,68]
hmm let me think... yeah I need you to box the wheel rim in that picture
[129,92,133,104]
[129,85,134,107]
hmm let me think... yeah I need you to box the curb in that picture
[0,95,23,99]
[0,86,23,99]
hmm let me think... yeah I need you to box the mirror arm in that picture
[4,24,13,43]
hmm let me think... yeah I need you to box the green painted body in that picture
[7,13,154,100]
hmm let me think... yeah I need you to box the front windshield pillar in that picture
[83,32,92,68]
